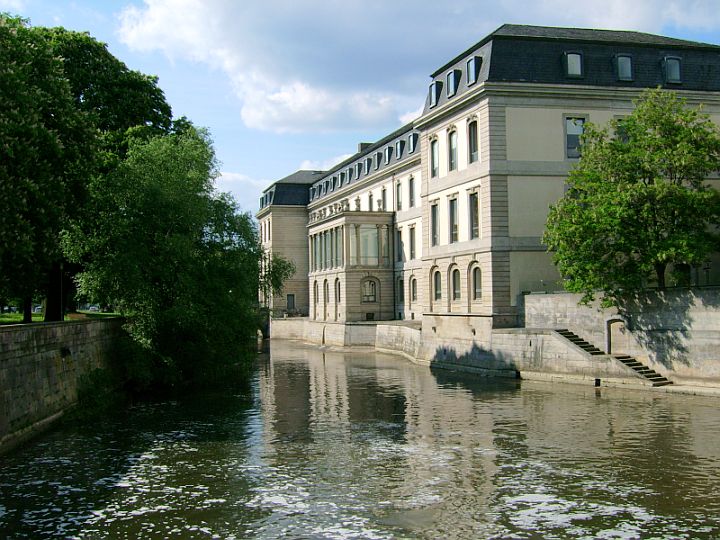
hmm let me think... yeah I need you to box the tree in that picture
[0,15,96,321]
[544,89,720,306]
[63,125,276,386]
[36,27,173,320]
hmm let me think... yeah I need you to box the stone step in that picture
[652,380,674,387]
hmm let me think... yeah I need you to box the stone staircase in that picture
[555,329,673,387]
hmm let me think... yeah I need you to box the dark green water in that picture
[2,341,720,539]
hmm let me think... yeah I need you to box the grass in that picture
[0,311,120,325]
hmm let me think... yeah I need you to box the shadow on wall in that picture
[618,288,720,368]
[429,342,518,375]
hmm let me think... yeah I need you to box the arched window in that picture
[430,138,439,178]
[433,271,442,301]
[368,192,374,211]
[448,129,458,171]
[468,119,478,163]
[313,281,319,319]
[411,278,417,302]
[362,279,377,303]
[452,268,461,300]
[335,279,341,303]
[473,266,482,300]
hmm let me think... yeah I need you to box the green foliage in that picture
[545,89,720,306]
[0,15,96,304]
[63,125,265,386]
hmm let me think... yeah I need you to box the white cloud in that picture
[117,0,720,133]
[215,171,267,214]
[299,153,354,172]
[0,0,25,12]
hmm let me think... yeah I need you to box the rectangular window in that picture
[396,182,402,211]
[664,56,681,83]
[564,52,583,78]
[467,56,481,85]
[449,198,458,243]
[429,81,442,107]
[408,133,418,153]
[375,152,382,170]
[431,203,439,246]
[365,157,372,174]
[469,192,479,239]
[381,188,387,211]
[430,139,439,178]
[347,168,353,182]
[566,117,585,159]
[287,294,295,311]
[448,130,458,171]
[356,163,362,177]
[409,226,416,260]
[468,120,478,163]
[396,229,403,262]
[395,140,404,159]
[409,177,415,208]
[446,69,460,97]
[384,147,392,164]
[616,54,633,81]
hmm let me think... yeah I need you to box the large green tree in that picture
[544,89,720,306]
[63,125,273,386]
[0,15,96,321]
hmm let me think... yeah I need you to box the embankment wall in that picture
[0,319,123,454]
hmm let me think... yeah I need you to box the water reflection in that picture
[1,341,719,538]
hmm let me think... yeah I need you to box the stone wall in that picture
[525,289,720,385]
[271,317,650,387]
[0,319,123,454]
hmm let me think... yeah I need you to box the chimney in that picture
[358,142,372,153]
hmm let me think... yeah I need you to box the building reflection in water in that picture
[258,340,720,538]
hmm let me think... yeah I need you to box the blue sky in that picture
[5,0,720,214]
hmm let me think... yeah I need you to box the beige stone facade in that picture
[258,24,720,337]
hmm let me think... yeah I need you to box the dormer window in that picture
[347,168,353,182]
[446,69,461,97]
[395,140,404,159]
[615,54,633,81]
[429,80,443,107]
[355,163,362,177]
[339,172,346,186]
[564,51,583,78]
[408,133,418,153]
[384,147,392,164]
[663,56,682,83]
[375,152,382,170]
[365,157,372,174]
[467,56,482,85]
[331,177,337,191]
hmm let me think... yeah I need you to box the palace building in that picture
[256,24,720,340]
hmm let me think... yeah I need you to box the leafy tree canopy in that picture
[0,15,96,312]
[63,124,279,386]
[544,89,720,306]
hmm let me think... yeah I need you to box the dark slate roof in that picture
[423,24,720,114]
[272,170,325,186]
[493,24,720,49]
[259,170,325,211]
[432,24,720,77]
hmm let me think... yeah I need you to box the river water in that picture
[2,341,720,539]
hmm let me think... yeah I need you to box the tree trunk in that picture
[655,262,667,290]
[22,297,32,323]
[44,262,64,322]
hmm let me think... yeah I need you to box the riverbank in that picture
[270,313,720,396]
[0,319,123,455]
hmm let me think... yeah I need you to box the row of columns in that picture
[310,226,345,272]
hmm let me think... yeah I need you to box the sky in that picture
[5,0,720,215]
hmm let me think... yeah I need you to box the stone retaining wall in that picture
[525,289,720,385]
[270,318,650,387]
[0,319,123,454]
